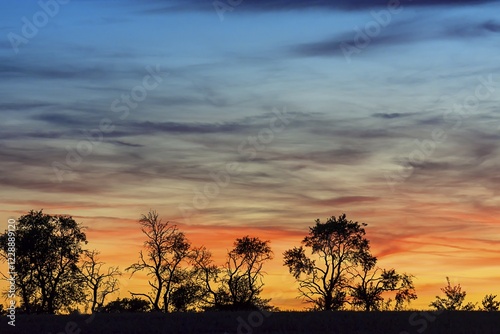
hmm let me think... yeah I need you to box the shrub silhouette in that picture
[481,294,500,311]
[430,277,476,311]
[102,297,150,313]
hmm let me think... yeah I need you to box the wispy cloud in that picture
[291,19,500,58]
[136,0,499,13]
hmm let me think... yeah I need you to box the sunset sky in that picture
[1,0,500,310]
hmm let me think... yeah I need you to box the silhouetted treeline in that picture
[0,210,498,314]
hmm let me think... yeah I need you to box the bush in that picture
[481,294,500,311]
[102,297,150,313]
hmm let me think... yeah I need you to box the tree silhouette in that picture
[189,246,222,309]
[193,236,273,310]
[283,214,371,311]
[169,268,204,312]
[429,277,476,311]
[80,250,121,313]
[126,210,191,312]
[481,294,500,311]
[224,236,273,309]
[0,210,87,314]
[348,253,416,311]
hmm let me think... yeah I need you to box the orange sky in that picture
[1,196,499,311]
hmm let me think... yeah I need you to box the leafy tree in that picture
[80,250,121,313]
[170,270,204,312]
[194,236,273,310]
[101,297,150,313]
[348,253,417,311]
[429,277,476,311]
[223,236,273,309]
[481,294,500,311]
[126,210,191,312]
[0,210,87,314]
[283,214,371,311]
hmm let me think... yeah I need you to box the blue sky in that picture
[1,0,500,309]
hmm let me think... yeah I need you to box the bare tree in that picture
[126,210,191,312]
[80,250,121,312]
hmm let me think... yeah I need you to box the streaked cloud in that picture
[291,19,500,58]
[137,0,499,13]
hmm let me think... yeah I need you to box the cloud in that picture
[299,17,423,56]
[107,140,144,147]
[320,196,379,206]
[0,101,54,111]
[290,19,500,57]
[0,62,108,80]
[445,19,500,38]
[133,120,249,134]
[0,53,163,85]
[482,20,500,32]
[137,0,498,13]
[32,113,91,127]
[373,112,412,119]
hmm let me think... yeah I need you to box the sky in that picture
[0,0,500,310]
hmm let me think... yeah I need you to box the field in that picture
[2,311,500,334]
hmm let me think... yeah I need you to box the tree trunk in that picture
[91,286,98,312]
[324,294,332,311]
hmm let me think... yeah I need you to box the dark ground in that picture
[2,311,499,334]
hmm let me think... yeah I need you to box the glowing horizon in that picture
[1,207,498,311]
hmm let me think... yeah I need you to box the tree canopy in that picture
[0,210,87,314]
[284,213,416,311]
